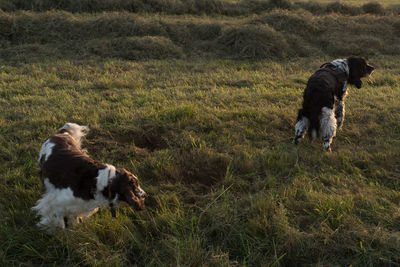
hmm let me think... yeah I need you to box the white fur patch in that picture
[320,107,337,151]
[137,185,146,199]
[331,59,349,92]
[295,116,309,138]
[38,139,55,164]
[32,166,118,231]
[61,123,89,147]
[97,165,116,191]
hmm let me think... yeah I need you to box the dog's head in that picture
[114,168,146,211]
[347,56,374,89]
[57,122,89,148]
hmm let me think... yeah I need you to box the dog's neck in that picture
[330,59,349,92]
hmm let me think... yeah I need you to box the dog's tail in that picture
[308,106,320,140]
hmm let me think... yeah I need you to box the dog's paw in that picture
[323,142,332,152]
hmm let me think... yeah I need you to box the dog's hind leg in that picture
[335,99,345,130]
[292,110,309,145]
[320,107,337,152]
[36,211,66,234]
[79,207,99,222]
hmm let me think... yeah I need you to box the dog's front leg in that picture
[335,100,345,130]
[293,111,309,145]
[321,107,337,152]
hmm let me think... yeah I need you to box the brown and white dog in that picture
[33,123,146,232]
[292,56,374,151]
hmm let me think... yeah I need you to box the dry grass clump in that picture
[0,0,251,14]
[295,1,394,16]
[254,10,321,37]
[85,14,168,38]
[294,1,326,15]
[362,2,385,15]
[191,0,228,15]
[269,0,292,9]
[390,5,400,16]
[217,24,289,59]
[191,22,222,41]
[316,15,399,56]
[258,10,400,57]
[8,11,79,44]
[284,33,318,57]
[394,21,400,37]
[322,34,384,56]
[0,12,12,39]
[0,0,398,16]
[2,12,169,44]
[251,10,323,57]
[1,9,400,61]
[325,2,363,16]
[87,36,183,60]
[0,0,134,12]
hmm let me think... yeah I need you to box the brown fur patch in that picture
[40,134,106,200]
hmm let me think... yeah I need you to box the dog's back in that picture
[39,133,105,196]
[38,122,93,176]
[302,70,339,137]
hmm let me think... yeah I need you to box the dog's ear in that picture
[366,64,375,75]
[320,62,331,68]
[347,56,370,88]
[123,190,141,207]
[116,168,146,210]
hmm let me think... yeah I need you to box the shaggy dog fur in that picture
[292,56,374,151]
[33,123,146,233]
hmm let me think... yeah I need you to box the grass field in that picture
[315,0,398,6]
[1,0,400,266]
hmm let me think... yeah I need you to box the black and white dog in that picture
[33,123,146,232]
[292,56,374,151]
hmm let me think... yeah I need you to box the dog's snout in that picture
[139,190,147,199]
[137,187,147,199]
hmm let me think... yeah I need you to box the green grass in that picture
[1,57,400,266]
[1,0,400,266]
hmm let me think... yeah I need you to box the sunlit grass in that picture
[1,56,399,265]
